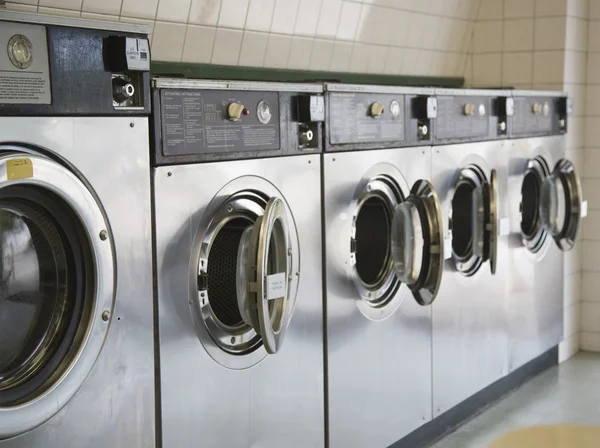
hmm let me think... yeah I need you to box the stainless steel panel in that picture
[0,117,154,447]
[507,136,565,371]
[431,141,509,417]
[324,147,432,448]
[154,155,324,448]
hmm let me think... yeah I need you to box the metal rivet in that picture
[230,337,235,344]
[308,160,312,164]
[167,172,172,177]
[99,230,108,241]
[228,204,233,212]
[102,310,111,321]
[130,122,135,128]
[332,158,336,161]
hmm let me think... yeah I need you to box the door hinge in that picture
[197,271,208,291]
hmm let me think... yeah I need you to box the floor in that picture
[431,352,600,448]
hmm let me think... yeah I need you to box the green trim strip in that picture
[151,61,464,88]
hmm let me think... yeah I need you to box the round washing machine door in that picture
[390,180,444,306]
[471,169,498,274]
[0,151,114,439]
[539,159,583,251]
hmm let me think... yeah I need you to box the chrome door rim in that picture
[0,151,114,439]
[546,159,582,251]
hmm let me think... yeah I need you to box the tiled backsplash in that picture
[5,0,480,76]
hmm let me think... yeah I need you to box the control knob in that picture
[370,103,384,118]
[228,103,248,121]
[464,103,475,116]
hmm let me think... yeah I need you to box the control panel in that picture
[325,87,435,151]
[433,93,510,144]
[153,85,324,165]
[510,95,569,138]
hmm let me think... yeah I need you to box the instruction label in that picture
[266,272,286,301]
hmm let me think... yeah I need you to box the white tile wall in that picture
[4,0,479,75]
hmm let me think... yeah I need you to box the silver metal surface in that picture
[507,136,567,371]
[154,155,324,448]
[324,147,432,448]
[152,77,323,93]
[511,90,567,97]
[0,10,151,34]
[0,117,154,447]
[325,83,434,95]
[431,141,509,417]
[435,88,513,97]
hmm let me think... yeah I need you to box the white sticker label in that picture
[125,38,150,71]
[499,218,510,236]
[582,200,588,218]
[443,238,452,260]
[266,272,286,300]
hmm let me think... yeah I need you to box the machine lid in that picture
[391,180,444,306]
[539,159,582,251]
[236,197,291,354]
[471,169,497,274]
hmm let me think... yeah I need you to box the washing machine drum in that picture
[0,152,114,439]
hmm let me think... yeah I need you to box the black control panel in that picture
[0,23,150,116]
[152,87,324,166]
[510,95,569,138]
[325,90,434,151]
[433,94,510,144]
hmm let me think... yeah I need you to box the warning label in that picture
[0,75,49,103]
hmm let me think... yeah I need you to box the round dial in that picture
[7,35,33,69]
[390,100,401,119]
[257,100,272,124]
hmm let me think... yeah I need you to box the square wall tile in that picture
[156,0,191,22]
[181,25,216,63]
[82,0,121,15]
[503,52,533,84]
[271,0,299,34]
[348,43,370,73]
[589,21,600,52]
[211,28,243,65]
[238,31,268,66]
[188,0,221,26]
[585,119,600,149]
[329,40,353,71]
[367,45,389,74]
[591,0,600,19]
[586,86,600,116]
[583,178,600,210]
[582,301,600,332]
[580,332,600,352]
[505,0,534,18]
[263,34,292,68]
[406,11,428,48]
[356,5,393,45]
[583,241,600,272]
[533,51,565,84]
[566,18,588,52]
[316,0,342,38]
[564,50,586,84]
[535,17,566,50]
[472,53,502,85]
[245,0,274,31]
[535,0,567,17]
[583,272,600,303]
[473,20,503,53]
[504,19,534,51]
[294,0,322,36]
[583,150,600,180]
[152,21,186,61]
[287,36,314,69]
[478,0,503,19]
[384,46,404,75]
[336,0,361,40]
[121,0,159,19]
[218,0,249,28]
[588,53,600,84]
[583,210,600,242]
[39,0,82,10]
[309,38,334,70]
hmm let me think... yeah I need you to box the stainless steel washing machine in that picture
[430,89,512,417]
[152,79,325,447]
[507,91,583,371]
[323,84,444,448]
[0,12,154,447]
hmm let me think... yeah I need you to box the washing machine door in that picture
[472,169,498,274]
[391,180,444,306]
[0,151,114,438]
[237,197,291,354]
[539,159,583,251]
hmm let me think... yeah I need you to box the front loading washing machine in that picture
[323,84,444,448]
[507,91,583,371]
[0,12,154,447]
[430,89,512,417]
[151,79,325,447]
